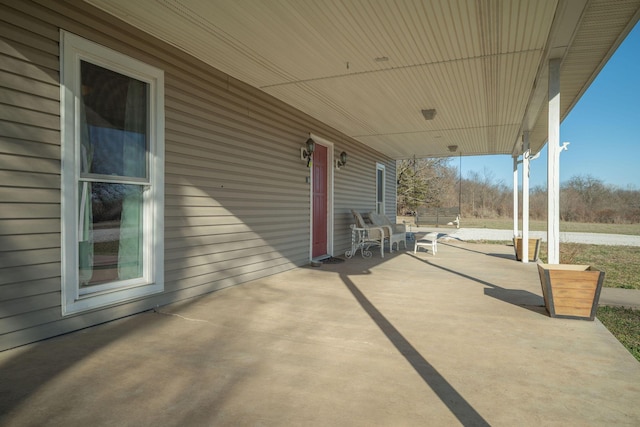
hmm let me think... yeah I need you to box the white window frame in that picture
[376,163,386,215]
[60,31,164,315]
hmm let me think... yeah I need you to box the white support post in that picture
[522,132,530,263]
[513,156,519,239]
[547,58,561,264]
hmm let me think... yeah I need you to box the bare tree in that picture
[397,164,639,224]
[559,175,638,223]
[396,157,457,214]
[460,168,510,218]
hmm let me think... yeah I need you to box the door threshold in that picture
[310,255,330,268]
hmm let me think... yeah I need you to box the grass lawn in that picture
[596,306,640,362]
[462,240,640,290]
[538,243,640,290]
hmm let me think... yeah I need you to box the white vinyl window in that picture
[60,31,164,315]
[376,163,386,215]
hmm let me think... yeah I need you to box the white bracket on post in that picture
[523,150,541,178]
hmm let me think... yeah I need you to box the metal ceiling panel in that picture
[86,0,639,159]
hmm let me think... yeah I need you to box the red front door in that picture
[312,144,328,258]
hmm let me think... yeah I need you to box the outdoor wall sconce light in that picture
[300,137,315,167]
[335,151,348,169]
[448,145,458,152]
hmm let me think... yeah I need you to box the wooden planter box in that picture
[537,264,605,321]
[513,237,541,261]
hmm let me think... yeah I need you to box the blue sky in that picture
[460,21,640,190]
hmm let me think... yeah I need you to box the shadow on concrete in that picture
[483,288,548,315]
[406,251,546,317]
[440,241,519,261]
[339,272,491,426]
[486,253,520,260]
[0,289,259,424]
[0,311,154,420]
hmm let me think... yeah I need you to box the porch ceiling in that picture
[86,0,640,159]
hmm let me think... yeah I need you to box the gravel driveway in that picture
[412,227,640,247]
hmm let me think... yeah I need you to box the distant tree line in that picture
[397,158,640,224]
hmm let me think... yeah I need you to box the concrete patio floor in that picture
[2,241,639,426]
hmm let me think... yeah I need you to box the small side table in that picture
[345,225,384,258]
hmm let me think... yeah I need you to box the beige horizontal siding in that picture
[0,0,64,353]
[0,122,60,144]
[0,203,60,219]
[0,14,58,55]
[0,70,59,103]
[0,188,60,205]
[0,233,60,252]
[0,277,59,300]
[0,265,60,292]
[0,170,59,189]
[0,0,395,351]
[0,86,58,115]
[0,306,60,336]
[0,153,60,174]
[0,290,60,316]
[0,137,59,158]
[0,219,59,235]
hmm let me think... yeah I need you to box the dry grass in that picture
[537,243,640,290]
[465,218,640,235]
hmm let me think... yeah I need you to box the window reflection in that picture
[79,183,143,287]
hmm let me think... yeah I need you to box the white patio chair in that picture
[414,232,438,255]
